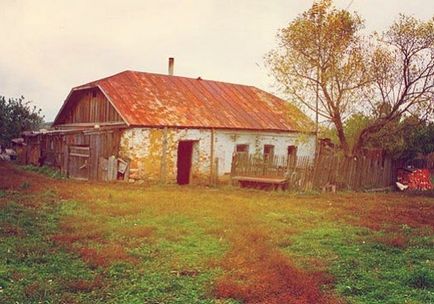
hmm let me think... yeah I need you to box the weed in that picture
[24,282,46,301]
[78,244,138,268]
[51,216,107,245]
[22,165,65,179]
[116,225,154,240]
[407,268,434,289]
[1,222,25,237]
[374,233,409,249]
[64,275,104,292]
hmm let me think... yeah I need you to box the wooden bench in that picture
[232,176,289,191]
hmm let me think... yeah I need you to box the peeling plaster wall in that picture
[119,128,316,183]
[214,130,316,175]
[119,128,212,183]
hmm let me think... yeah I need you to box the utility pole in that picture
[315,69,319,153]
[314,3,321,159]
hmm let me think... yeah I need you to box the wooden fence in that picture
[231,153,395,191]
[231,154,291,179]
[310,154,394,190]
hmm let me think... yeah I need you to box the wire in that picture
[346,0,355,9]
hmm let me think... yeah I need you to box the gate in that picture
[68,145,90,180]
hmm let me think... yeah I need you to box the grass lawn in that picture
[0,162,433,303]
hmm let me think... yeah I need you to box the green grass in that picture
[0,192,99,303]
[285,224,434,304]
[21,165,65,179]
[0,190,232,303]
[0,165,433,303]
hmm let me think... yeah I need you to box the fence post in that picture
[214,157,219,186]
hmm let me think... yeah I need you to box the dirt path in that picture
[212,223,341,303]
[0,161,49,191]
[1,162,344,303]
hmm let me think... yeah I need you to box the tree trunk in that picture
[352,121,386,155]
[333,116,351,157]
[352,129,369,156]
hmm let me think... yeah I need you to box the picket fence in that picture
[231,153,394,191]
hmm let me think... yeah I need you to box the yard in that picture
[0,162,433,304]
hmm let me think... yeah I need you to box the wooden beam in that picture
[232,176,288,184]
[209,129,215,185]
[56,122,126,128]
[160,127,168,184]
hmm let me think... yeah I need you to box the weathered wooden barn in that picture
[23,63,316,184]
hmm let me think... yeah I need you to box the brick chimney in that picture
[168,57,174,76]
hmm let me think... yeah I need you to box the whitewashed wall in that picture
[214,130,316,175]
[119,127,316,182]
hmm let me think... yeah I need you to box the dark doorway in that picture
[287,145,298,168]
[177,141,194,185]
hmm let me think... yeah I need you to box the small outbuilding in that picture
[24,61,315,184]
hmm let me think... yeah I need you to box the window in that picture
[263,145,274,160]
[287,145,297,156]
[92,90,97,98]
[287,145,298,167]
[236,144,249,153]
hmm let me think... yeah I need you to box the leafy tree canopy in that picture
[267,0,434,156]
[321,114,434,160]
[0,95,44,147]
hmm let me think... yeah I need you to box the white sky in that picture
[1,0,433,121]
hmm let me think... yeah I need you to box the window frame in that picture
[263,144,275,160]
[235,144,249,154]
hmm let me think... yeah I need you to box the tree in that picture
[319,113,369,147]
[322,114,433,160]
[408,122,434,155]
[266,0,369,156]
[352,15,434,153]
[266,1,434,156]
[0,95,44,147]
[361,116,416,159]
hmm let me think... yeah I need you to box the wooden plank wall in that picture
[56,89,123,125]
[36,129,122,180]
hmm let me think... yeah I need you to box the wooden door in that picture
[177,141,194,185]
[68,145,90,180]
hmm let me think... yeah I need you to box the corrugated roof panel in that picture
[62,70,313,132]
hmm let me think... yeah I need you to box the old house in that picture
[24,60,316,184]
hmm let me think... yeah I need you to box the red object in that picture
[397,169,433,191]
[53,70,313,132]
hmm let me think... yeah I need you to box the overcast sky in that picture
[1,0,433,121]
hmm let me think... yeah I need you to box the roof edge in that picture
[96,85,130,126]
[126,124,316,134]
[52,86,129,127]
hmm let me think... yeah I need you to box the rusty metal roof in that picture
[64,70,313,132]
